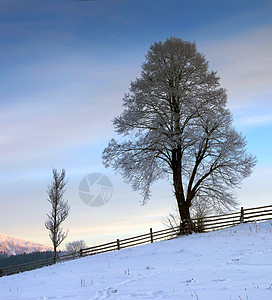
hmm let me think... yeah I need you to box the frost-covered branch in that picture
[103,37,257,226]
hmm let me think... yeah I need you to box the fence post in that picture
[188,220,192,234]
[117,239,120,250]
[150,228,153,243]
[180,219,189,235]
[240,207,244,223]
[179,222,182,235]
[0,269,2,277]
[79,249,83,258]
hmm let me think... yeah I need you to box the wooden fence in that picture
[1,204,271,277]
[200,204,272,232]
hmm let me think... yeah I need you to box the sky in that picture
[0,0,271,248]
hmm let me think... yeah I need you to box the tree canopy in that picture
[103,37,256,229]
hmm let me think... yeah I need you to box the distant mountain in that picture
[0,233,52,256]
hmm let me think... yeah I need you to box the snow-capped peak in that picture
[0,233,52,256]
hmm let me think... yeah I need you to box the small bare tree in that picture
[45,168,70,263]
[163,199,211,235]
[65,240,87,256]
[162,207,181,236]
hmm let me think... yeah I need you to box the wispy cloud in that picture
[0,55,140,171]
[202,26,272,109]
[0,98,111,167]
[237,163,272,207]
[239,114,272,126]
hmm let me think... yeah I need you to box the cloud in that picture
[239,114,272,126]
[0,99,110,166]
[237,163,272,208]
[201,26,272,109]
[0,54,141,172]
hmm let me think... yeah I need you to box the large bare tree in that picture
[103,37,256,230]
[45,168,70,262]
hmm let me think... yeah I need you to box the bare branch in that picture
[102,37,257,227]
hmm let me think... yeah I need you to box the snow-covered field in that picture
[0,221,272,300]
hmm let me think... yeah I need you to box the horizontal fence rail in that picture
[199,204,272,232]
[1,204,271,277]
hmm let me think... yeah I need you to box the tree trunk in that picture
[172,147,193,234]
[176,192,193,234]
[54,245,57,264]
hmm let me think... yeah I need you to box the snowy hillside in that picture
[0,221,272,299]
[0,233,52,256]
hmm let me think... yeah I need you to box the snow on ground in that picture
[0,221,272,300]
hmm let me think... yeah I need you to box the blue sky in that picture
[0,0,271,248]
